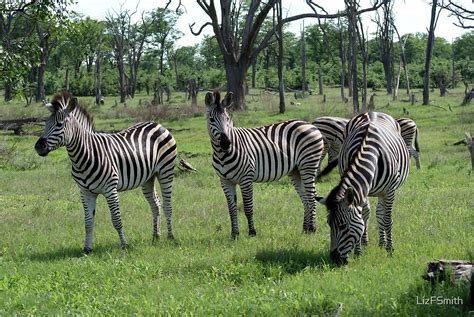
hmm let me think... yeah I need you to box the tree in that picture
[276,0,285,114]
[190,0,386,110]
[375,0,394,95]
[442,1,474,29]
[345,0,360,113]
[423,0,442,105]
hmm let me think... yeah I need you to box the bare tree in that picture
[300,21,307,97]
[337,16,347,102]
[423,0,443,105]
[276,0,285,113]
[442,1,474,29]
[345,0,359,113]
[393,24,411,98]
[375,0,394,95]
[106,8,130,103]
[357,16,368,112]
[190,0,386,110]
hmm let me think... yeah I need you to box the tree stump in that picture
[465,132,474,170]
[368,93,376,111]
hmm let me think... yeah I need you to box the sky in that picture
[71,0,471,47]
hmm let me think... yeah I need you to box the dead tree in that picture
[337,16,347,102]
[393,25,411,99]
[357,16,368,112]
[441,0,474,29]
[375,0,395,95]
[423,0,443,105]
[276,0,285,114]
[191,0,386,110]
[301,21,307,97]
[345,0,360,114]
[188,78,198,107]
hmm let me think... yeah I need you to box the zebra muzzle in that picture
[219,133,231,151]
[35,138,50,157]
[330,249,348,265]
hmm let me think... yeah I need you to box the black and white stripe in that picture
[313,116,420,170]
[206,91,324,238]
[317,112,410,264]
[35,92,177,253]
[396,118,421,169]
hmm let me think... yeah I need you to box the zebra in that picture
[312,116,349,173]
[313,116,420,171]
[205,90,324,238]
[34,92,177,254]
[316,112,410,265]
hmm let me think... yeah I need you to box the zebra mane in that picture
[72,105,95,131]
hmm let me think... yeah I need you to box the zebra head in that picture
[317,186,364,265]
[205,90,234,152]
[35,93,78,157]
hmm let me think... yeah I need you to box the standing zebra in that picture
[312,116,348,172]
[317,112,410,265]
[313,116,420,171]
[205,91,324,238]
[35,92,177,253]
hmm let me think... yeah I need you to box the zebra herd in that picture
[35,91,419,264]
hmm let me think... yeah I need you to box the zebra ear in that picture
[44,102,55,113]
[344,187,355,205]
[67,97,78,113]
[205,91,214,107]
[222,92,233,108]
[316,196,327,205]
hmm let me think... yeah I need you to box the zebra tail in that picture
[414,128,420,153]
[317,159,339,179]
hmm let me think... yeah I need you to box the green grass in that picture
[0,88,473,315]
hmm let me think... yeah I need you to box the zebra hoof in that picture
[83,247,92,255]
[152,235,160,243]
[249,229,257,237]
[303,226,317,234]
[231,232,239,240]
[167,234,175,240]
[121,243,129,250]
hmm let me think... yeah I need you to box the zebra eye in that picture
[338,223,346,230]
[56,122,63,127]
[209,117,215,123]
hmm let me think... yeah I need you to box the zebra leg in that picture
[81,190,98,254]
[104,189,128,249]
[380,193,395,255]
[409,147,421,169]
[361,200,370,246]
[297,168,317,233]
[220,179,239,238]
[142,178,162,241]
[240,180,256,236]
[158,171,174,240]
[376,200,386,249]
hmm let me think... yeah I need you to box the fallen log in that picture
[0,117,46,135]
[423,260,473,306]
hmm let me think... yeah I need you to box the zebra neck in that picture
[339,152,378,206]
[65,117,95,165]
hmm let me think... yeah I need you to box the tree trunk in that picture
[338,19,346,102]
[300,23,307,97]
[423,0,438,105]
[347,1,359,113]
[393,57,402,101]
[251,58,257,89]
[94,54,102,105]
[225,62,247,111]
[189,78,198,107]
[4,82,12,102]
[277,0,285,114]
[317,63,323,95]
[65,68,70,91]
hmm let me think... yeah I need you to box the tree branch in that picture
[189,22,212,36]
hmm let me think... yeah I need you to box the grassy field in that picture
[0,88,473,315]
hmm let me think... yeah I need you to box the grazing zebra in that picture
[313,116,421,171]
[205,90,324,238]
[34,92,177,253]
[317,112,410,265]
